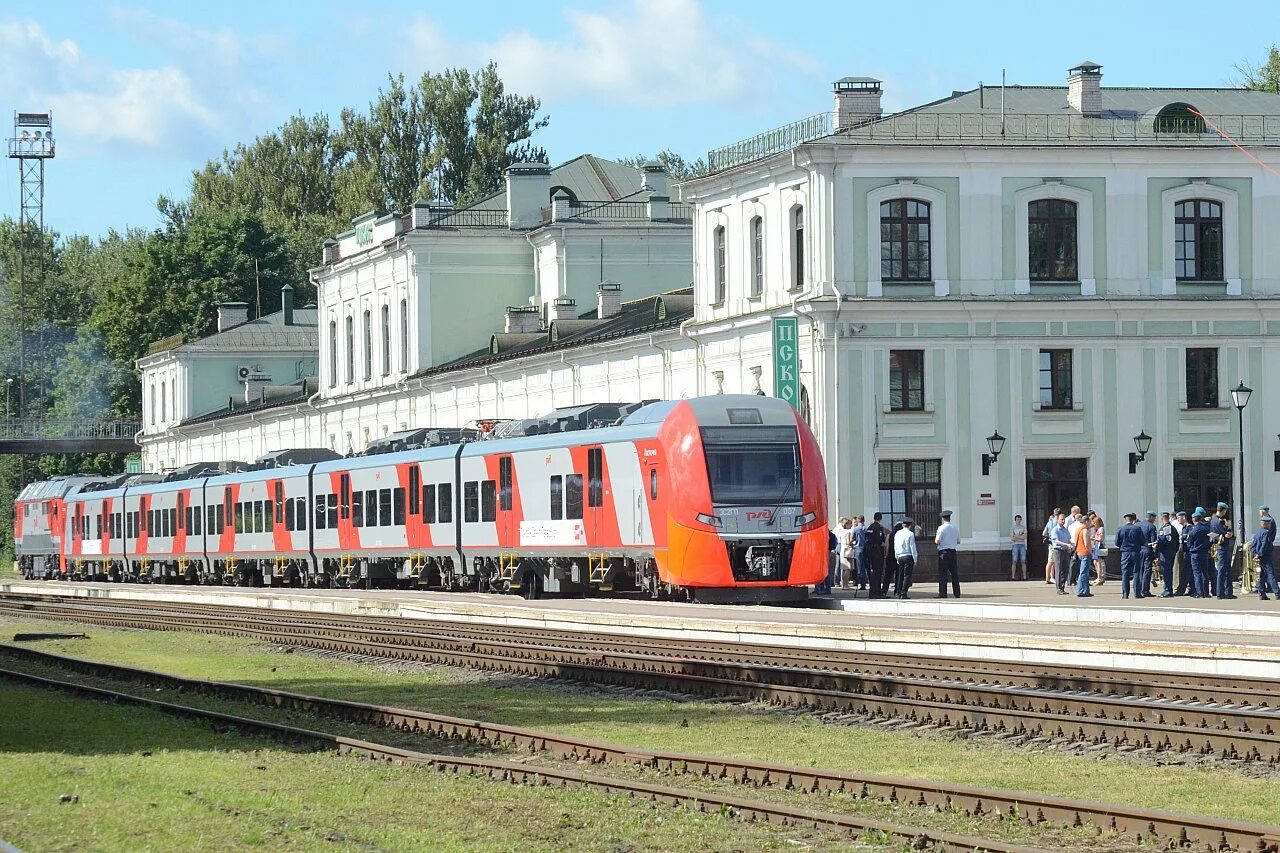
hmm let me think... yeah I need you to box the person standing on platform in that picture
[1172,511,1190,595]
[1185,508,1212,598]
[851,516,869,592]
[1042,507,1061,584]
[837,517,854,589]
[1089,511,1107,585]
[1010,515,1027,580]
[1156,512,1180,598]
[1050,511,1072,596]
[1115,513,1146,599]
[865,512,887,599]
[1073,514,1095,597]
[819,527,838,595]
[1251,516,1278,601]
[893,519,917,599]
[935,510,961,598]
[1138,511,1159,595]
[1066,507,1085,588]
[1210,502,1236,599]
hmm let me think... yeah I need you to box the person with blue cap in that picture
[1114,512,1146,599]
[1138,511,1159,596]
[1250,515,1278,601]
[1156,511,1180,598]
[1210,502,1236,599]
[1185,507,1212,598]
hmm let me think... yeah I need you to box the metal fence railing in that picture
[708,112,832,173]
[428,208,509,228]
[0,419,141,440]
[840,112,1280,143]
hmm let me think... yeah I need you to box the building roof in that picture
[181,380,317,426]
[903,85,1280,120]
[464,154,648,212]
[150,308,318,358]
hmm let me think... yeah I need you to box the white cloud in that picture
[0,18,224,153]
[405,0,821,107]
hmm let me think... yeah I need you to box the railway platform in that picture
[4,578,1278,679]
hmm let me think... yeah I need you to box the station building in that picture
[140,64,1280,577]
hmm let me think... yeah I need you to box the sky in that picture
[1,0,1276,239]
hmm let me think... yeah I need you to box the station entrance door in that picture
[1026,459,1089,573]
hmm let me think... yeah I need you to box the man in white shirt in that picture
[934,510,961,598]
[893,519,918,599]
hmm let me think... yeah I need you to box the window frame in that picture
[877,459,942,534]
[879,198,932,283]
[328,320,338,388]
[1038,349,1074,411]
[1185,347,1219,410]
[362,309,373,381]
[790,205,804,291]
[888,350,925,412]
[712,225,726,305]
[748,215,764,298]
[1174,199,1224,282]
[1027,198,1079,282]
[344,316,354,384]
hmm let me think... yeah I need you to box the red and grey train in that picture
[14,395,828,603]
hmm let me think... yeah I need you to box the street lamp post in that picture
[1231,381,1253,574]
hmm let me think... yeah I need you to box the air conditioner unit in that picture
[236,364,266,382]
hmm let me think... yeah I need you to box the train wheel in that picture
[521,572,542,601]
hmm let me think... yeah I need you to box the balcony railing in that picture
[427,208,509,228]
[840,112,1280,143]
[708,112,832,172]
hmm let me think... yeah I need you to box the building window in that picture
[1175,199,1223,281]
[713,225,726,304]
[790,206,804,290]
[1028,198,1078,282]
[399,299,408,372]
[880,199,931,282]
[878,459,941,533]
[328,321,338,388]
[1174,459,1232,516]
[1154,104,1206,134]
[344,316,354,384]
[749,215,764,298]
[1038,349,1073,410]
[888,350,924,412]
[362,310,372,381]
[149,385,156,425]
[1186,348,1218,409]
[160,381,167,423]
[380,305,390,376]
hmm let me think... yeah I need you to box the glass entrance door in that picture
[1025,459,1089,573]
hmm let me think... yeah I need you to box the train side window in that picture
[423,484,436,524]
[314,495,327,529]
[498,457,513,511]
[481,480,496,523]
[264,501,274,533]
[352,491,364,528]
[379,488,392,527]
[550,476,563,520]
[327,494,338,528]
[438,483,453,523]
[169,508,177,537]
[295,498,307,531]
[649,469,658,501]
[284,499,294,532]
[409,467,421,515]
[464,481,478,523]
[184,506,192,534]
[233,503,243,534]
[256,501,266,533]
[206,506,215,533]
[566,474,584,520]
[340,473,351,519]
[193,506,202,536]
[141,509,149,534]
[587,448,603,507]
[393,488,405,525]
[216,505,225,533]
[363,490,375,526]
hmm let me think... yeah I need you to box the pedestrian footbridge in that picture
[0,419,140,454]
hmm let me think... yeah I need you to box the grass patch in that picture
[0,680,851,852]
[3,614,1279,828]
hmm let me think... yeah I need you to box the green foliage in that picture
[1241,45,1280,93]
[617,150,709,183]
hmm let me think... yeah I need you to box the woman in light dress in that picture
[1089,511,1106,585]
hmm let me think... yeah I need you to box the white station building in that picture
[140,64,1280,578]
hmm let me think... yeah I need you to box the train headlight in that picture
[795,512,817,527]
[695,512,722,528]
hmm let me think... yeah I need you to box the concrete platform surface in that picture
[4,579,1279,679]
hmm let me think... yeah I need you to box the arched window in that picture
[160,381,167,423]
[1028,199,1078,282]
[879,199,931,282]
[149,384,156,425]
[399,299,408,372]
[790,206,804,290]
[344,316,354,384]
[380,304,390,376]
[1175,199,1223,281]
[712,225,726,304]
[328,320,338,388]
[1154,103,1205,134]
[749,216,764,297]
[362,309,372,381]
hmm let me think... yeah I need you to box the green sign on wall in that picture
[124,453,142,475]
[772,316,800,410]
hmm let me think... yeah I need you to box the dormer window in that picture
[1154,103,1206,134]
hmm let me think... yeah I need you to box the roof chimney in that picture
[505,161,551,230]
[833,77,882,131]
[597,282,622,319]
[1067,60,1103,116]
[217,302,250,332]
[549,297,577,322]
[504,305,541,334]
[281,283,295,326]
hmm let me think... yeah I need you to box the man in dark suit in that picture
[865,512,887,599]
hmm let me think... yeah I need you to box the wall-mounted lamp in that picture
[981,430,1006,476]
[1274,434,1280,473]
[1128,430,1152,474]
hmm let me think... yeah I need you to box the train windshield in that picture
[701,426,800,506]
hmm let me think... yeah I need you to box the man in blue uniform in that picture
[1156,511,1180,598]
[1114,513,1146,599]
[1174,510,1192,596]
[1210,502,1236,599]
[1138,510,1159,596]
[1185,508,1212,599]
[1250,516,1278,602]
[851,516,869,591]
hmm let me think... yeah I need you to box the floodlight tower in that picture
[7,112,55,418]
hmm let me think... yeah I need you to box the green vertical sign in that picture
[772,316,800,410]
[125,454,142,475]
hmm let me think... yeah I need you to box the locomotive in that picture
[14,395,828,603]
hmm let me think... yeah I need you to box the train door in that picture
[638,451,660,545]
[586,446,604,542]
[497,455,516,547]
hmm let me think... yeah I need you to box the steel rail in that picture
[0,665,1050,853]
[3,643,1276,852]
[5,600,1280,766]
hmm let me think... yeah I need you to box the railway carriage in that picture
[17,395,829,603]
[16,477,102,579]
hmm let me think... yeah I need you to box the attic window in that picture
[1154,104,1205,134]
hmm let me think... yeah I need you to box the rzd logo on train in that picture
[746,510,773,522]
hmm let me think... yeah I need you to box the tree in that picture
[1239,45,1280,93]
[617,150,709,184]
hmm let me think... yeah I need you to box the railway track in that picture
[4,644,1277,852]
[0,663,1051,853]
[4,594,1280,768]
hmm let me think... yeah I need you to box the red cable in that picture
[1189,108,1280,180]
